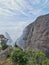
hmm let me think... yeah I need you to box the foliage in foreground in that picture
[11,48,28,65]
[0,35,8,50]
[11,48,49,65]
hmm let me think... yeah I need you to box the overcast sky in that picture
[0,0,49,41]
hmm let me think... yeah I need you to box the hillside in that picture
[16,14,49,57]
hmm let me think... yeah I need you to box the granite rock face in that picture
[16,14,49,57]
[16,22,33,50]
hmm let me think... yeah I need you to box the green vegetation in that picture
[11,48,49,65]
[0,39,49,65]
[11,48,28,65]
[0,44,2,50]
[0,47,49,65]
[0,35,8,50]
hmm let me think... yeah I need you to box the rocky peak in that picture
[16,14,49,57]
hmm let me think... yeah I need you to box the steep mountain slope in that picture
[16,22,33,50]
[16,14,49,57]
[5,32,13,46]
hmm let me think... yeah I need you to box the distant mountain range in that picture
[5,32,14,46]
[16,14,49,57]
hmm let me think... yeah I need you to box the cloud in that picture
[29,0,49,6]
[0,0,49,40]
[0,0,28,16]
[0,21,30,40]
[0,0,49,18]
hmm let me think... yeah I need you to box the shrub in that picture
[11,48,28,65]
[11,48,49,65]
[42,59,49,65]
[2,45,8,50]
[0,35,8,50]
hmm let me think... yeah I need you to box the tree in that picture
[0,35,8,50]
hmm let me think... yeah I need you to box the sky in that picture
[0,0,49,41]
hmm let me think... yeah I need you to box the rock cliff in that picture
[16,14,49,57]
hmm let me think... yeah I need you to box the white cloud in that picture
[29,9,42,16]
[29,0,49,5]
[0,0,29,16]
[0,0,49,41]
[0,21,30,40]
[0,0,49,17]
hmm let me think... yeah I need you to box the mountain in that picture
[5,32,13,46]
[16,14,49,57]
[16,22,33,50]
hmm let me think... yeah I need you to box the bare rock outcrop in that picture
[16,14,49,57]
